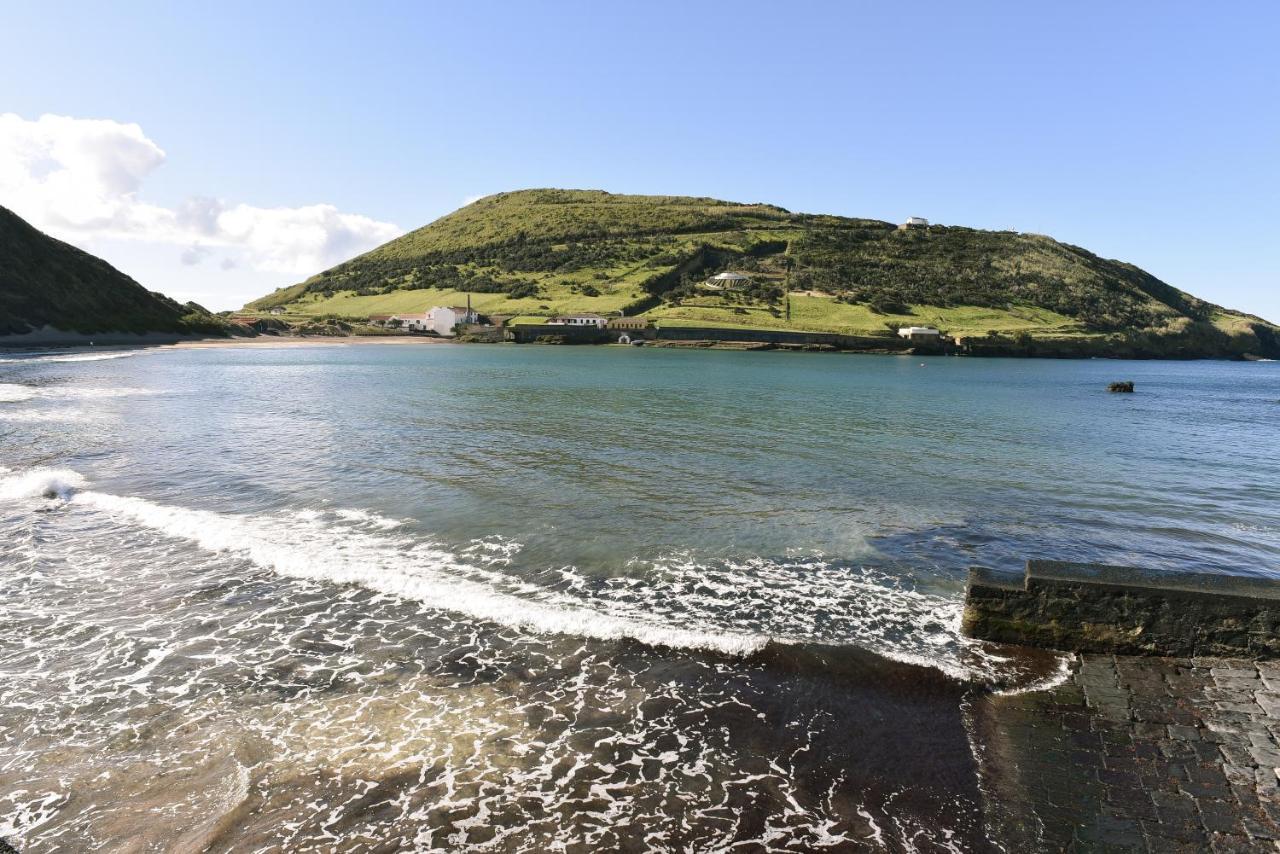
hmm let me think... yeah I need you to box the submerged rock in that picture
[1107,381,1135,393]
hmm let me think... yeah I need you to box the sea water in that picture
[0,344,1276,851]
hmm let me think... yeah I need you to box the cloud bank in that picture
[0,113,401,275]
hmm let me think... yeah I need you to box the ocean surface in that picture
[0,343,1276,852]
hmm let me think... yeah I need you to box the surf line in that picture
[61,482,772,658]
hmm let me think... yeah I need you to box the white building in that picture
[900,217,929,229]
[425,305,479,337]
[391,312,428,331]
[392,305,479,337]
[897,326,941,340]
[704,272,751,290]
[547,314,608,329]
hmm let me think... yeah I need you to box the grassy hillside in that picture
[247,189,1278,355]
[0,205,226,336]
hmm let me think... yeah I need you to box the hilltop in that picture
[0,205,226,339]
[247,189,1279,358]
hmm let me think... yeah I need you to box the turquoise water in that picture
[0,343,1277,850]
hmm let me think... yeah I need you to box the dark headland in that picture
[0,204,230,346]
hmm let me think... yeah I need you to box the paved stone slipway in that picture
[972,655,1280,852]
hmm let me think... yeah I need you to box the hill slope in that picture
[0,205,224,337]
[247,189,1278,357]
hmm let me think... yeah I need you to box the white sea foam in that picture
[993,653,1074,696]
[1,351,141,364]
[0,466,1025,679]
[0,384,37,403]
[461,535,524,566]
[331,507,404,530]
[0,412,91,425]
[70,485,768,657]
[558,553,1006,681]
[0,468,86,501]
[62,386,160,398]
[0,382,158,405]
[0,385,158,426]
[0,467,1057,684]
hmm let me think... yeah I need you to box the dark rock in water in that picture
[1107,381,1135,393]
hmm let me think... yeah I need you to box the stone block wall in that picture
[963,560,1280,658]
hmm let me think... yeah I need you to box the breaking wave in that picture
[0,384,160,424]
[1,351,141,364]
[0,469,86,501]
[0,467,1055,683]
[47,480,767,657]
[0,409,92,423]
[0,384,37,403]
[0,382,157,401]
[555,553,1022,682]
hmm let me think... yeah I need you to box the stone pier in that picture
[965,561,1280,851]
[964,560,1280,659]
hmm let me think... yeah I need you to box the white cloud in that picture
[0,113,401,276]
[180,244,212,266]
[214,202,401,275]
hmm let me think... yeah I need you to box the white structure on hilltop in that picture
[900,217,929,229]
[897,326,941,341]
[392,305,479,337]
[704,271,751,290]
[547,314,608,328]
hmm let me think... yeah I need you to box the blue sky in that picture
[2,0,1277,318]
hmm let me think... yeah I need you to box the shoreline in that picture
[2,331,1277,362]
[168,334,456,350]
[165,335,1280,361]
[0,334,458,355]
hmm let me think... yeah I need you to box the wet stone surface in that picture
[978,655,1280,852]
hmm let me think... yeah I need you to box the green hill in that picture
[0,205,225,337]
[247,189,1278,357]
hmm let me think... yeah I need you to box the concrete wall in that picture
[963,560,1280,658]
[507,324,614,344]
[507,322,933,352]
[653,326,919,351]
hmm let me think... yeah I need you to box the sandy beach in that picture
[168,334,457,350]
[0,333,458,355]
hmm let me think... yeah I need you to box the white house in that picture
[425,305,479,337]
[547,314,608,329]
[391,312,429,331]
[391,306,479,337]
[900,217,929,229]
[897,326,941,341]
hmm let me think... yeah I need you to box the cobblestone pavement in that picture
[973,655,1280,852]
